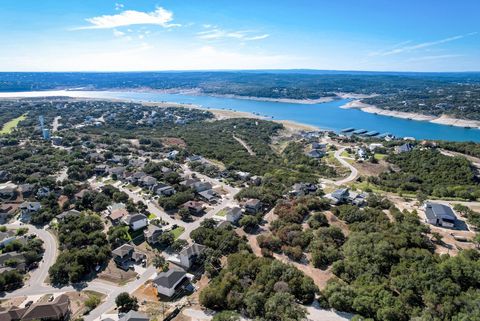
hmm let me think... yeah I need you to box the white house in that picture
[153,269,188,297]
[216,206,243,223]
[178,243,206,269]
[122,213,148,231]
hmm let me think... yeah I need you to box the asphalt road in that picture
[333,147,359,185]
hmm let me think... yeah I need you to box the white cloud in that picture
[115,3,124,11]
[75,7,180,30]
[197,28,269,41]
[370,32,478,56]
[113,29,125,37]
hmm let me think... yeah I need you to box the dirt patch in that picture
[161,137,186,148]
[273,253,334,290]
[0,296,27,310]
[354,160,389,177]
[133,281,160,303]
[97,260,137,285]
[325,211,350,236]
[65,290,106,319]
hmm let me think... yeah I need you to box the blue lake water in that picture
[2,90,480,142]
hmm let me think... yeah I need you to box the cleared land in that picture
[0,114,27,135]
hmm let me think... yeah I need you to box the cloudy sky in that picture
[1,0,479,72]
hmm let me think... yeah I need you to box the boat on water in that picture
[341,127,355,133]
[353,129,367,135]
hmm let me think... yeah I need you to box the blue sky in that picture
[1,0,479,72]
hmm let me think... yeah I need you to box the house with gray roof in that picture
[178,243,206,269]
[152,269,188,297]
[55,209,81,222]
[143,225,163,245]
[424,202,457,228]
[122,213,148,231]
[119,310,149,321]
[0,295,70,321]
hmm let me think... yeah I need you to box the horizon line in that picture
[0,68,480,74]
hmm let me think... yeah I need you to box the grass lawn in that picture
[340,150,351,158]
[171,226,185,239]
[0,114,27,135]
[374,153,387,160]
[216,209,227,217]
[147,213,156,220]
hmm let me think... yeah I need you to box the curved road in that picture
[4,223,58,289]
[3,222,156,321]
[333,147,359,185]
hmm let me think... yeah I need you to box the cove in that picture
[2,90,480,142]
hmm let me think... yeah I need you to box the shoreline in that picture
[204,93,337,104]
[143,101,321,132]
[341,100,480,129]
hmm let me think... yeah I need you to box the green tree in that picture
[264,293,307,321]
[115,292,139,313]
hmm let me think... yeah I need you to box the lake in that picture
[1,90,480,142]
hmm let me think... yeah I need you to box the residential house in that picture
[192,181,212,193]
[108,208,129,224]
[0,231,16,248]
[0,294,71,321]
[369,143,384,151]
[18,184,34,198]
[0,170,10,182]
[152,269,188,297]
[109,166,126,179]
[167,150,179,160]
[161,166,172,175]
[181,201,204,215]
[244,199,262,214]
[144,225,163,245]
[181,178,200,189]
[155,183,176,197]
[140,176,157,189]
[74,189,90,201]
[250,175,262,186]
[94,165,108,176]
[424,202,457,228]
[123,213,148,231]
[0,204,14,224]
[396,143,414,153]
[36,187,51,198]
[51,136,63,146]
[328,188,350,204]
[108,202,126,212]
[178,243,206,269]
[357,148,367,160]
[0,185,17,199]
[198,189,219,203]
[236,171,251,180]
[127,172,146,185]
[112,244,146,270]
[306,149,325,158]
[186,155,202,162]
[119,310,150,321]
[19,202,41,222]
[217,206,243,223]
[347,191,368,207]
[55,209,81,222]
[289,183,317,197]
